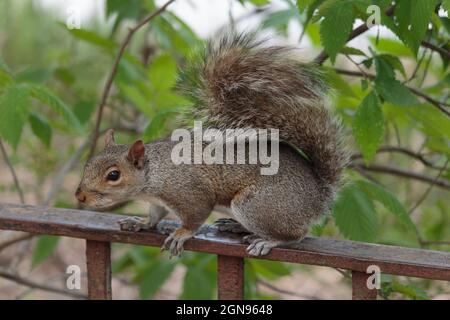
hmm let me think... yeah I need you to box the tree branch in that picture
[0,269,87,299]
[0,233,34,253]
[351,163,450,190]
[257,278,322,300]
[421,41,450,60]
[315,5,395,65]
[87,0,176,159]
[408,160,449,214]
[0,140,25,204]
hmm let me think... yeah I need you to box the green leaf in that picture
[73,100,95,125]
[369,37,411,57]
[390,281,429,300]
[389,0,437,55]
[32,235,60,267]
[137,260,176,299]
[24,84,83,133]
[0,85,30,148]
[444,0,450,11]
[375,78,419,106]
[181,265,215,299]
[297,0,315,13]
[143,109,178,141]
[353,91,384,164]
[66,27,116,50]
[375,54,406,80]
[29,112,52,147]
[262,9,297,33]
[355,180,417,231]
[378,54,406,78]
[0,70,14,88]
[16,67,53,84]
[374,56,395,80]
[249,0,270,6]
[54,68,76,86]
[333,184,378,242]
[320,1,355,63]
[118,82,153,118]
[250,260,291,280]
[0,56,10,72]
[340,46,366,56]
[325,68,357,98]
[148,54,177,92]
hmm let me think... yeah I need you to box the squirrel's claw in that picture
[118,216,152,232]
[161,228,194,258]
[243,236,281,256]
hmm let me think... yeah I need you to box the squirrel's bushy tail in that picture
[182,33,348,190]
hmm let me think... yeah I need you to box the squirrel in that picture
[75,33,348,257]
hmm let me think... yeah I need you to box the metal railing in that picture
[0,203,449,300]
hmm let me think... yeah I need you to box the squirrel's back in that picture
[181,32,348,197]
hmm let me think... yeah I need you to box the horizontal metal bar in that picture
[0,203,449,281]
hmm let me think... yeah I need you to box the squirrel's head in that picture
[75,129,147,210]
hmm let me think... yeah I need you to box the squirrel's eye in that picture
[106,170,121,181]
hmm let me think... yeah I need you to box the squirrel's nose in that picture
[75,187,86,203]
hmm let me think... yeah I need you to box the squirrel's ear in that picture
[127,140,145,169]
[104,129,116,148]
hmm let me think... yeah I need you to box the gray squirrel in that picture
[75,33,348,257]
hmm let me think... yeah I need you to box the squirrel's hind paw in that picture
[161,228,194,258]
[244,236,281,256]
[213,218,250,234]
[118,216,153,232]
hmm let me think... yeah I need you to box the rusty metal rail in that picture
[0,203,449,299]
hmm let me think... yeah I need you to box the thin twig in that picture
[334,68,450,117]
[0,269,87,299]
[0,234,34,253]
[87,0,176,159]
[351,146,446,170]
[351,163,450,190]
[406,48,427,83]
[0,140,25,204]
[257,278,322,300]
[408,160,449,214]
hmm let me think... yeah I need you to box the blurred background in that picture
[0,0,449,299]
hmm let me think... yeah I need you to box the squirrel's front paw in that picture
[161,227,194,258]
[118,216,153,232]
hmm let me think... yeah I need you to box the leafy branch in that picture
[0,269,86,299]
[87,0,176,159]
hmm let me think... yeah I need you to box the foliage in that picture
[0,0,449,299]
